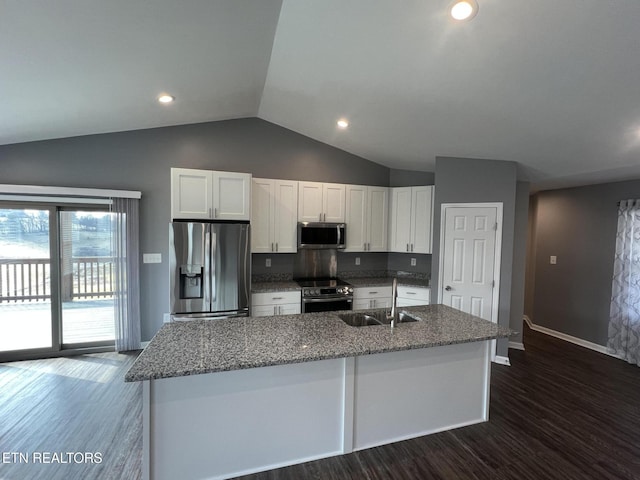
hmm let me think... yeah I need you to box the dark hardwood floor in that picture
[1,324,640,480]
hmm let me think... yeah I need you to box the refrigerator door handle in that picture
[203,227,211,309]
[210,228,217,303]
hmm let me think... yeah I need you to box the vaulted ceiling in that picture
[3,0,640,190]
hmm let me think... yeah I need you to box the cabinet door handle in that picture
[369,291,378,294]
[276,243,278,252]
[406,292,417,295]
[214,208,218,218]
[209,207,212,218]
[319,213,322,221]
[323,213,326,221]
[411,243,414,252]
[271,243,274,252]
[278,306,282,315]
[274,306,277,315]
[406,243,409,252]
[272,297,284,300]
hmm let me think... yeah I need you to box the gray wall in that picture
[509,182,530,346]
[0,118,391,341]
[389,169,434,187]
[525,179,640,346]
[432,157,522,357]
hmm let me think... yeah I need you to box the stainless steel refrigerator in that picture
[169,221,250,319]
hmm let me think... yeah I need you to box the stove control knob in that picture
[315,289,320,295]
[348,287,353,294]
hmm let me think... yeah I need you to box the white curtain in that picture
[111,197,141,351]
[608,199,640,365]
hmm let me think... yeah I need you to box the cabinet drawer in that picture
[252,291,301,306]
[252,303,301,317]
[397,286,430,302]
[353,286,392,300]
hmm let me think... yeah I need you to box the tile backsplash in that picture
[252,252,431,281]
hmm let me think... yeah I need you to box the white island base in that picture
[142,340,491,480]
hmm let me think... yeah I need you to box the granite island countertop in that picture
[125,304,511,382]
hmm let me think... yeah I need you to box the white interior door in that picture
[439,205,501,325]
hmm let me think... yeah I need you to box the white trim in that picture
[509,341,525,351]
[0,184,141,199]
[140,341,150,349]
[523,315,624,360]
[493,355,511,366]
[438,202,503,363]
[0,194,112,205]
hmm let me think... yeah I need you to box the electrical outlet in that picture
[265,258,271,267]
[550,256,557,265]
[411,258,417,266]
[355,257,360,266]
[163,313,171,323]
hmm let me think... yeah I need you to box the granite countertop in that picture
[125,304,511,382]
[345,277,430,288]
[251,281,301,293]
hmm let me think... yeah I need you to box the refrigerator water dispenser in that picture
[180,264,203,299]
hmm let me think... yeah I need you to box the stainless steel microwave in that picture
[297,222,346,249]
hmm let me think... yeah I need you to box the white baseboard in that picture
[493,355,511,366]
[522,315,623,360]
[509,341,525,351]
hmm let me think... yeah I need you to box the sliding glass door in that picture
[0,207,55,353]
[60,210,115,346]
[0,204,115,361]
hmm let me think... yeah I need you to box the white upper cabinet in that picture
[273,180,298,252]
[251,178,298,253]
[323,183,346,222]
[171,168,251,221]
[367,186,389,251]
[171,168,213,219]
[298,181,345,222]
[389,186,434,254]
[213,171,251,220]
[345,185,388,252]
[251,178,274,253]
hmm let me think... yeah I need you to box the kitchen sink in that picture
[338,310,419,327]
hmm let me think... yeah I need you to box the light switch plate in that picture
[143,253,162,264]
[410,258,417,266]
[550,256,557,264]
[355,257,360,265]
[265,258,271,267]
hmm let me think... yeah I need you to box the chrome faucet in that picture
[388,277,398,328]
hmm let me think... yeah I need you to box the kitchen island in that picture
[126,305,511,480]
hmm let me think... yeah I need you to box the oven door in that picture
[302,296,353,313]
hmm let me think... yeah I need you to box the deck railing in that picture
[0,257,115,303]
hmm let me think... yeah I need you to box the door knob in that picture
[445,285,452,291]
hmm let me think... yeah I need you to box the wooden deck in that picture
[0,300,114,352]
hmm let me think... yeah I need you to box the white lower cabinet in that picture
[252,291,301,317]
[353,286,392,310]
[396,286,430,307]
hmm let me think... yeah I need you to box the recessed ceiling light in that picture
[337,119,349,129]
[158,94,175,104]
[450,0,478,21]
